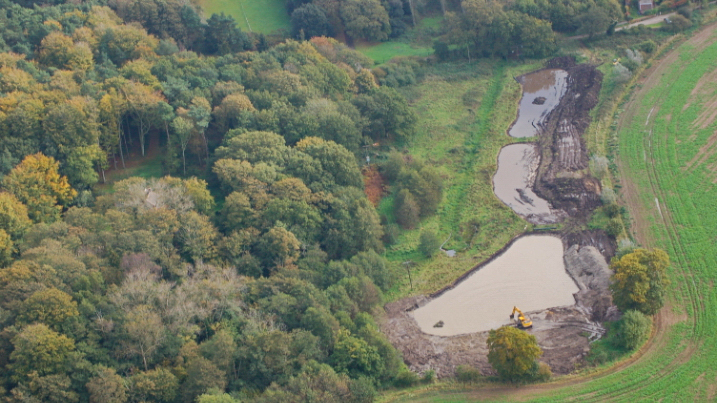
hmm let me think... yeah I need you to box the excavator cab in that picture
[510,306,533,329]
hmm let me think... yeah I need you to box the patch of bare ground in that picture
[683,130,717,171]
[706,375,717,401]
[380,296,591,379]
[692,93,717,129]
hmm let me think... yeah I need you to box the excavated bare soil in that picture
[381,58,615,378]
[533,58,604,218]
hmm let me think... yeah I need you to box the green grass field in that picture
[383,22,717,403]
[195,0,290,34]
[356,41,433,65]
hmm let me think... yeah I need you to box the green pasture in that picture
[385,24,717,402]
[356,41,433,65]
[195,0,290,34]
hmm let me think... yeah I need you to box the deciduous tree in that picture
[9,323,76,381]
[3,153,76,223]
[86,367,128,403]
[341,0,392,41]
[610,248,670,315]
[487,326,543,382]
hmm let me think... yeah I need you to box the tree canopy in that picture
[610,248,670,315]
[487,326,543,382]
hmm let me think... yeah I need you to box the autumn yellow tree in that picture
[3,153,77,223]
[610,248,670,315]
[487,326,543,382]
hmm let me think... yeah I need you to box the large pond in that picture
[412,235,579,336]
[493,143,563,224]
[508,69,568,138]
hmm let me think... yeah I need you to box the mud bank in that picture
[532,58,604,218]
[413,235,578,336]
[493,144,565,224]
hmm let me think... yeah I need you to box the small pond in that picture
[493,143,563,224]
[508,69,568,138]
[412,235,578,336]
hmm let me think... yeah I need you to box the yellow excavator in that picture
[510,306,533,329]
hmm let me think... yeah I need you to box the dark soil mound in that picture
[533,58,604,220]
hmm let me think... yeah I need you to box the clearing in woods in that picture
[195,0,290,34]
[379,21,717,403]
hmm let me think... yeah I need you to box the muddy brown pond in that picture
[508,69,568,138]
[412,235,579,336]
[493,143,564,224]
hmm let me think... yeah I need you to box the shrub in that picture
[532,362,552,382]
[613,64,632,83]
[602,203,621,219]
[637,39,657,53]
[617,239,636,257]
[421,369,435,383]
[665,14,692,33]
[621,58,639,72]
[382,223,400,245]
[394,189,420,229]
[606,218,624,238]
[589,154,609,179]
[677,5,693,20]
[455,365,481,383]
[625,49,643,65]
[612,310,651,350]
[393,369,420,387]
[601,187,617,205]
[419,231,442,258]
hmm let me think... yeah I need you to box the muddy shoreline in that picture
[381,57,615,378]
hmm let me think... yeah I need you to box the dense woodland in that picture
[0,0,445,401]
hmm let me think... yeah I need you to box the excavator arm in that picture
[509,306,533,329]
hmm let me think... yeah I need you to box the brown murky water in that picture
[412,235,578,336]
[508,69,568,138]
[493,144,563,224]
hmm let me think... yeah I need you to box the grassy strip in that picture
[356,41,434,65]
[195,0,290,34]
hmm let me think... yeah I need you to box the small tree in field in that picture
[487,326,543,382]
[610,248,670,315]
[419,231,441,258]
